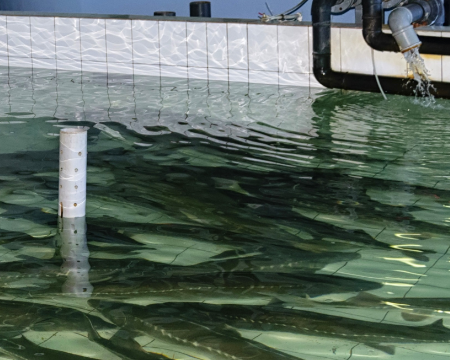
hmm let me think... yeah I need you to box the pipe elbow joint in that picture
[388,6,423,52]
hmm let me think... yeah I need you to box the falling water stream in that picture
[403,47,435,105]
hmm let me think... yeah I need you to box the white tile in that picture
[159,21,187,67]
[248,24,278,72]
[8,56,32,68]
[187,22,207,68]
[278,25,309,74]
[442,55,450,82]
[340,28,372,74]
[279,72,309,87]
[7,16,31,58]
[132,20,159,65]
[188,67,208,80]
[227,23,248,70]
[373,50,407,77]
[416,29,441,37]
[412,53,442,81]
[331,27,341,72]
[310,74,326,88]
[55,17,81,61]
[30,17,55,59]
[80,18,106,63]
[229,69,248,83]
[0,16,7,58]
[207,23,227,69]
[249,70,278,85]
[106,19,132,64]
[81,61,107,73]
[134,63,160,76]
[308,26,313,73]
[57,59,82,71]
[32,57,56,69]
[107,61,133,75]
[160,65,187,78]
[208,68,228,81]
[0,56,8,67]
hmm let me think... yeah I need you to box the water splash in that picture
[404,47,435,106]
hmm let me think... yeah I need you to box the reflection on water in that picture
[58,217,93,297]
[0,66,450,358]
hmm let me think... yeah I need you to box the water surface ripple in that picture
[0,66,450,359]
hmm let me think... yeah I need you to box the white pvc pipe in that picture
[58,216,93,297]
[58,128,88,218]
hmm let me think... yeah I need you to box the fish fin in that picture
[267,298,285,306]
[84,314,103,342]
[426,317,446,329]
[401,311,432,322]
[366,343,396,355]
[347,292,382,305]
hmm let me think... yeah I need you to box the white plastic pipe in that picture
[58,128,88,218]
[58,216,93,297]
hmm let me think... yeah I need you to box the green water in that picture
[0,65,450,359]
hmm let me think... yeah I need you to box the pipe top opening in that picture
[61,128,88,134]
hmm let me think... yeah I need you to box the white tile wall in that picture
[229,69,248,83]
[55,18,81,61]
[330,27,341,72]
[30,17,55,59]
[106,19,132,64]
[132,20,159,65]
[227,24,248,70]
[442,32,450,82]
[248,24,278,72]
[2,15,450,91]
[159,21,187,67]
[0,16,7,58]
[80,18,106,63]
[340,28,372,74]
[187,22,207,68]
[373,50,406,77]
[207,23,228,69]
[278,25,309,74]
[7,16,31,58]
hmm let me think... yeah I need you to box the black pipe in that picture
[312,0,450,99]
[154,11,176,16]
[190,1,211,17]
[445,0,450,25]
[362,0,450,55]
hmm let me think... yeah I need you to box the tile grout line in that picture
[185,21,189,80]
[104,19,109,83]
[5,16,9,70]
[226,22,230,83]
[5,16,11,112]
[53,17,58,71]
[308,26,311,91]
[206,22,209,83]
[246,23,249,84]
[29,16,34,76]
[79,18,83,74]
[157,20,161,79]
[131,20,135,82]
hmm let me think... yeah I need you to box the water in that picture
[1,65,450,359]
[404,48,435,105]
